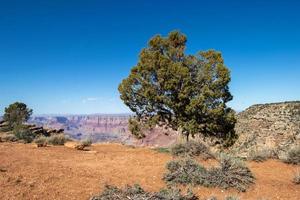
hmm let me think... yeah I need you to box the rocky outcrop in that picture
[233,101,300,157]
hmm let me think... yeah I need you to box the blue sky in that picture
[0,0,299,114]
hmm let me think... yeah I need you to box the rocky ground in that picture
[0,142,299,200]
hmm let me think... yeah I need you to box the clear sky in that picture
[0,0,299,115]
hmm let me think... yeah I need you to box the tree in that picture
[3,102,33,129]
[118,31,236,144]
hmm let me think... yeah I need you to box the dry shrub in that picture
[225,196,240,200]
[90,184,198,200]
[0,134,18,142]
[163,159,208,186]
[293,170,300,184]
[47,134,68,145]
[283,146,300,165]
[248,148,277,162]
[171,141,214,160]
[75,139,92,150]
[207,154,255,192]
[164,154,254,192]
[34,136,48,147]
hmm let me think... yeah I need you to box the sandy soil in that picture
[0,142,299,200]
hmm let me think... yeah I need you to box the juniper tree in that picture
[3,102,33,129]
[118,31,236,144]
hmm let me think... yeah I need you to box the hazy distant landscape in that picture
[29,114,131,142]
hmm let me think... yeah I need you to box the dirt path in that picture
[0,142,299,200]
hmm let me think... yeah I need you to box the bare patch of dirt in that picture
[0,142,299,200]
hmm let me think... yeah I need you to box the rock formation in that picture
[233,101,300,157]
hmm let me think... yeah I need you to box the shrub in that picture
[1,134,18,142]
[47,134,68,145]
[13,125,35,143]
[225,196,240,200]
[171,141,214,159]
[75,138,92,150]
[164,154,254,192]
[90,184,198,200]
[283,146,300,165]
[248,148,277,162]
[163,159,208,185]
[34,136,48,147]
[293,170,300,184]
[153,147,170,154]
[207,154,255,192]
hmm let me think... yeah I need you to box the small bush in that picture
[47,134,68,145]
[207,154,255,192]
[283,146,300,165]
[248,149,269,162]
[75,139,92,150]
[1,134,18,142]
[171,141,214,159]
[13,125,36,143]
[90,184,198,200]
[164,155,254,192]
[163,159,208,185]
[225,196,240,200]
[293,170,300,184]
[34,136,48,147]
[153,147,170,154]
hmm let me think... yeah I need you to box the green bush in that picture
[47,134,68,145]
[90,184,198,200]
[13,125,36,143]
[164,154,255,192]
[283,146,300,165]
[171,141,214,160]
[34,136,48,147]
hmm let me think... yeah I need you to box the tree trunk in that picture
[186,133,189,142]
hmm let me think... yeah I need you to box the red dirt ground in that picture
[0,142,299,200]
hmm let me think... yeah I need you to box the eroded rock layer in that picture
[233,101,300,157]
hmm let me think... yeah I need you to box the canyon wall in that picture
[233,101,300,157]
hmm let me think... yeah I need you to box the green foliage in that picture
[118,31,236,143]
[171,141,214,159]
[47,134,68,145]
[13,125,35,143]
[164,155,254,192]
[128,117,145,139]
[283,146,300,165]
[90,184,198,200]
[3,102,33,129]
